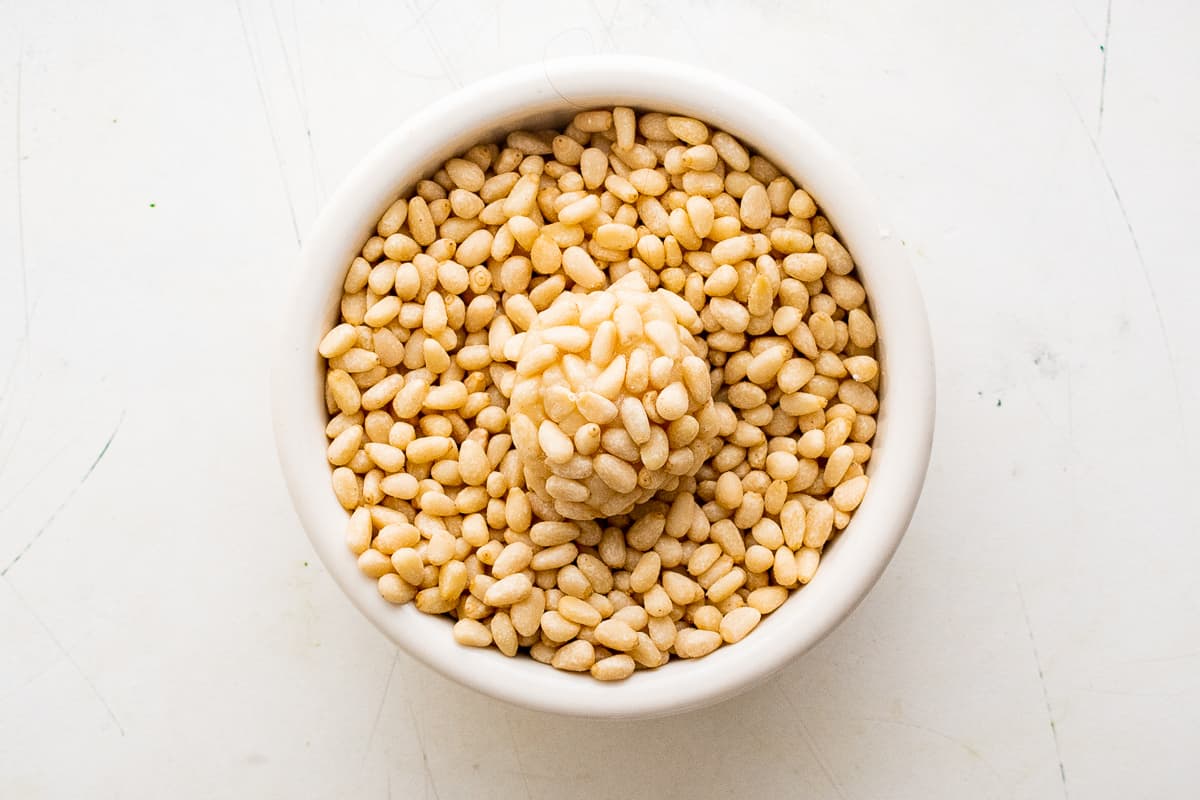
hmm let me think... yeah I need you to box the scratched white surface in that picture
[1,0,1197,797]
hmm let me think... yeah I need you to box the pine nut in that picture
[551,640,595,672]
[453,618,493,647]
[747,585,789,614]
[674,628,722,658]
[595,619,638,651]
[796,547,820,584]
[490,612,518,656]
[484,573,533,606]
[379,574,417,605]
[630,168,669,196]
[666,116,709,145]
[331,467,360,509]
[833,475,869,512]
[557,595,602,627]
[591,653,636,681]
[711,132,750,171]
[719,606,761,644]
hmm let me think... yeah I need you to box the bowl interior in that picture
[275,56,934,718]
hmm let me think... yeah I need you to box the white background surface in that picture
[1,0,1197,797]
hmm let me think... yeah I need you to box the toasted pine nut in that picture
[674,628,722,658]
[719,606,761,643]
[483,573,533,606]
[551,639,595,672]
[591,653,635,681]
[453,618,492,647]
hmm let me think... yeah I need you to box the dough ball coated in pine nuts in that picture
[508,272,721,520]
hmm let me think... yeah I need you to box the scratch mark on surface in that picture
[15,56,29,339]
[3,56,31,450]
[0,338,26,429]
[376,1,453,82]
[270,0,325,202]
[1097,0,1112,135]
[0,659,55,705]
[856,716,1007,788]
[0,291,36,446]
[401,674,441,800]
[407,0,462,90]
[1065,94,1186,442]
[0,414,29,484]
[784,692,849,800]
[1067,0,1098,41]
[588,0,619,49]
[6,579,125,736]
[504,714,535,799]
[2,411,125,576]
[234,0,302,247]
[607,0,622,33]
[1017,582,1068,798]
[0,436,77,515]
[273,0,308,112]
[363,647,400,761]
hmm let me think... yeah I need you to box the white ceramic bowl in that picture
[273,56,935,718]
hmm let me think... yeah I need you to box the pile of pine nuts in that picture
[510,270,723,521]
[320,107,878,681]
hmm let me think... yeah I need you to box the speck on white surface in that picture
[1,1,1197,797]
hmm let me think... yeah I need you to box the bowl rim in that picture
[272,54,935,719]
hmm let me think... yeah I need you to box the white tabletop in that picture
[2,1,1196,797]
